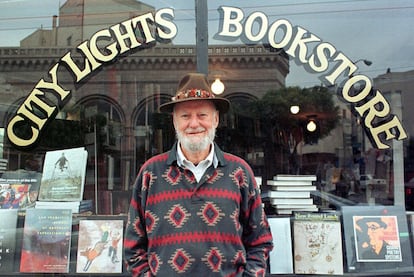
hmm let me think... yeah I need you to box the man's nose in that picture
[188,115,200,128]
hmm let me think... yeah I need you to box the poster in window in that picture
[342,206,413,273]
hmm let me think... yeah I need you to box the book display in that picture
[76,219,124,273]
[20,209,73,273]
[293,212,344,275]
[342,206,413,274]
[0,210,18,272]
[262,175,318,214]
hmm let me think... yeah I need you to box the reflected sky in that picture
[0,0,413,87]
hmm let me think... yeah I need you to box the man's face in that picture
[173,100,219,153]
[366,221,385,243]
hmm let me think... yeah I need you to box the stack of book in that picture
[262,174,318,214]
[0,158,8,173]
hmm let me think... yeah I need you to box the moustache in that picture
[184,127,206,134]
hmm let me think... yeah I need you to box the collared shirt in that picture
[176,142,218,182]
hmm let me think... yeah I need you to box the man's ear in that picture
[214,111,219,128]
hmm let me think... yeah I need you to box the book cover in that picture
[262,190,311,199]
[20,208,72,273]
[0,183,32,209]
[268,217,294,274]
[275,205,318,215]
[35,199,93,213]
[0,170,42,209]
[76,219,123,273]
[267,180,314,186]
[342,206,413,273]
[0,209,18,272]
[273,175,317,181]
[272,185,317,191]
[38,147,88,202]
[293,212,343,275]
[270,197,314,205]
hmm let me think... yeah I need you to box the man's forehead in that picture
[174,100,217,111]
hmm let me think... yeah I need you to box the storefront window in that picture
[0,0,413,275]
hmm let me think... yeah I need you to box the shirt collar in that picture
[176,142,218,168]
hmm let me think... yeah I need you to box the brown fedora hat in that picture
[159,73,230,113]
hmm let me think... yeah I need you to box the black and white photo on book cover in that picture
[38,147,87,202]
[342,205,413,273]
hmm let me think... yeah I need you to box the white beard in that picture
[176,127,215,153]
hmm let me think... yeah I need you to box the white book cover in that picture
[268,217,294,274]
[293,212,343,275]
[274,175,317,181]
[38,147,88,202]
[262,190,311,199]
[267,180,314,187]
[273,185,317,191]
[271,198,314,205]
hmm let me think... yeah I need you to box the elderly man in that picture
[124,73,273,276]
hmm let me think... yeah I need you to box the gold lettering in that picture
[90,29,118,62]
[61,47,92,83]
[324,53,357,85]
[7,115,39,147]
[36,64,70,101]
[342,75,371,103]
[285,26,320,63]
[355,90,390,128]
[369,116,407,149]
[131,13,156,43]
[110,19,141,54]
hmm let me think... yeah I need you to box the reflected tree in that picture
[249,86,340,178]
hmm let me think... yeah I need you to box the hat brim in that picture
[357,217,387,229]
[159,97,230,114]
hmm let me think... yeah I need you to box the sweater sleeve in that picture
[242,172,274,276]
[123,172,151,277]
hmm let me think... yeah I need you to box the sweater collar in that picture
[167,141,227,167]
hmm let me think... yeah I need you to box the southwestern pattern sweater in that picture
[124,143,273,276]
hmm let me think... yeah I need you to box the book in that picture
[38,147,88,202]
[273,205,319,215]
[20,208,72,273]
[293,212,344,275]
[0,183,33,209]
[262,190,311,199]
[274,174,317,181]
[270,197,314,205]
[0,170,42,209]
[267,180,315,186]
[0,209,18,272]
[268,217,294,274]
[35,199,93,214]
[271,185,317,191]
[76,219,124,273]
[342,206,413,273]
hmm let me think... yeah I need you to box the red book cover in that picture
[20,209,72,273]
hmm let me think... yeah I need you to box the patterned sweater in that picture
[124,143,273,276]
